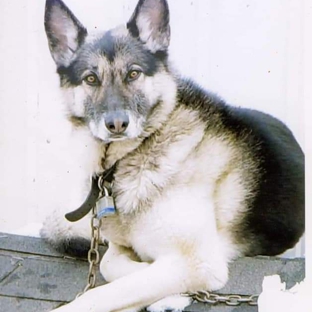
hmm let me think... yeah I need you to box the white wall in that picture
[0,0,306,256]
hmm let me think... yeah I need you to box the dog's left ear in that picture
[44,0,87,67]
[127,0,170,53]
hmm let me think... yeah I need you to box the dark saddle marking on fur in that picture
[65,164,117,222]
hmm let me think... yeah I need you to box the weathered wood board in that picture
[0,233,305,312]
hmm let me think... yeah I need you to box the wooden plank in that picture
[0,233,63,258]
[0,233,305,312]
[0,250,105,302]
[0,296,61,312]
[0,232,107,259]
[220,256,304,295]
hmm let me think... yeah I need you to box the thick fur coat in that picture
[42,0,304,311]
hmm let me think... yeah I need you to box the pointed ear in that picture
[127,0,170,53]
[44,0,87,67]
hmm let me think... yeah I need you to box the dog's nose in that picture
[105,111,129,134]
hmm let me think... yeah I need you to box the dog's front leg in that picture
[50,256,189,312]
[100,243,192,312]
[100,242,150,282]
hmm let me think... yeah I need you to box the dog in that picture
[41,0,305,311]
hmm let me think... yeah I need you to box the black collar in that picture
[65,163,117,222]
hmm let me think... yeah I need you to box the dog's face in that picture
[45,0,176,143]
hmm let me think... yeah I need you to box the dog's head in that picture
[45,0,177,143]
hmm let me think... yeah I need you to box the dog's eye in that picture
[84,74,99,86]
[127,70,141,81]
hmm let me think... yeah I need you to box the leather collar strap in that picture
[65,163,117,222]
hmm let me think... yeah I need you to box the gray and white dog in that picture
[42,0,304,311]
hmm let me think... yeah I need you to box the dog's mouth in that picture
[106,134,129,142]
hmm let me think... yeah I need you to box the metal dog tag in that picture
[96,196,116,219]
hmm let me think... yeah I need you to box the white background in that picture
[0,0,309,258]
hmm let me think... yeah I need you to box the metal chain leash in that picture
[187,290,258,306]
[76,205,102,298]
[76,175,110,298]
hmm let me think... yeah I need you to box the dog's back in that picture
[227,106,304,255]
[176,78,304,256]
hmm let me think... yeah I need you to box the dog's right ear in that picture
[127,0,170,53]
[44,0,87,67]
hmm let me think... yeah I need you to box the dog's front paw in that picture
[147,295,192,312]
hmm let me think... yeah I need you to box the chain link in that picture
[187,290,258,306]
[76,205,102,298]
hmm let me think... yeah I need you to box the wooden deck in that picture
[0,232,305,312]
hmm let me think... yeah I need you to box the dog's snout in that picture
[105,112,129,134]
